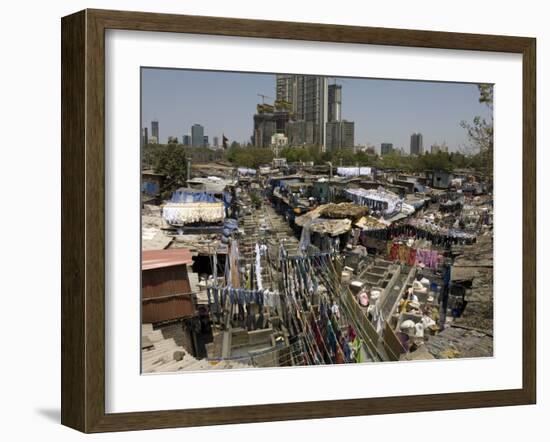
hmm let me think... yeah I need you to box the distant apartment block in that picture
[151,120,159,143]
[191,124,204,147]
[381,142,394,155]
[410,133,424,155]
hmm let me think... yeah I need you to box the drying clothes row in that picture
[278,250,377,365]
[309,299,353,364]
[359,223,475,247]
[279,252,319,301]
[386,242,443,269]
[206,286,282,312]
[406,218,475,240]
[276,251,354,365]
[282,251,336,261]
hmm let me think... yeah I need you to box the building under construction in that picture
[253,75,354,151]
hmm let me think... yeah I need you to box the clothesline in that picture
[359,223,476,247]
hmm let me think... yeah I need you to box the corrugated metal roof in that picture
[142,248,193,270]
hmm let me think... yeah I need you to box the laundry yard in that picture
[141,160,494,373]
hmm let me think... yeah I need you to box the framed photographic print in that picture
[61,9,536,433]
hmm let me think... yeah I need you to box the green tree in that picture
[150,144,188,189]
[227,146,273,168]
[419,152,453,172]
[460,84,494,178]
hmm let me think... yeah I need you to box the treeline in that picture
[226,144,489,173]
[143,144,224,169]
[226,146,275,168]
[142,143,491,181]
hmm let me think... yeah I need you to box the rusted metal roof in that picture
[142,248,193,270]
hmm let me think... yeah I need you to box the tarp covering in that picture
[345,187,400,214]
[170,190,220,203]
[345,187,416,220]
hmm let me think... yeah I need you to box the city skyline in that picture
[141,68,492,153]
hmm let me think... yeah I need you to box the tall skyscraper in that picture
[381,143,394,155]
[151,120,159,143]
[142,127,148,146]
[274,74,328,149]
[203,135,209,147]
[213,136,219,148]
[191,124,204,147]
[410,133,424,155]
[301,76,328,148]
[328,84,342,122]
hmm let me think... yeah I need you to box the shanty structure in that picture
[141,169,165,196]
[142,249,195,323]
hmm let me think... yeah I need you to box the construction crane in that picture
[257,93,273,104]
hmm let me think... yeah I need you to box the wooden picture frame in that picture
[61,8,536,433]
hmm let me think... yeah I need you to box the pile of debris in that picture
[295,202,369,227]
[320,202,370,219]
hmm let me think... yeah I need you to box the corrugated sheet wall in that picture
[142,265,194,323]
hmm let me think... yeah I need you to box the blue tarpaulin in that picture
[142,182,159,195]
[170,190,220,203]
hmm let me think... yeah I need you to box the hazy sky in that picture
[141,68,492,153]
